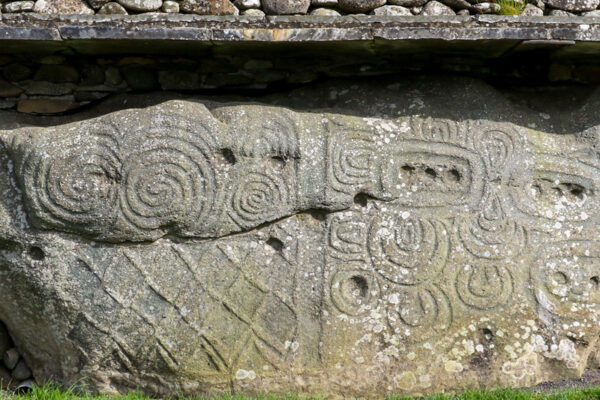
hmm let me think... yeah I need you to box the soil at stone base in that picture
[531,369,600,392]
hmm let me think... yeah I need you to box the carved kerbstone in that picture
[1,91,600,397]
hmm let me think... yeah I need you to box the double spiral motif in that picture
[22,122,217,240]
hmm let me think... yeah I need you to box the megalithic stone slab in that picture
[1,92,600,397]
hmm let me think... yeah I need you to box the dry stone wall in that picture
[2,78,600,397]
[1,53,600,116]
[1,0,600,17]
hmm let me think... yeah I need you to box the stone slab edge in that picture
[0,14,600,42]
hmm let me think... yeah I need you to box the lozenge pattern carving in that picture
[3,101,600,397]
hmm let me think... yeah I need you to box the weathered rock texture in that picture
[2,79,600,397]
[0,0,596,15]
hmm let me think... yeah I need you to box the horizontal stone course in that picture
[0,0,597,16]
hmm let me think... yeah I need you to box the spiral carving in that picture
[328,211,368,261]
[120,134,215,232]
[456,263,513,310]
[368,212,449,285]
[29,132,121,234]
[229,168,290,229]
[329,135,376,193]
[15,113,220,241]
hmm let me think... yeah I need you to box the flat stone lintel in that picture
[1,14,600,44]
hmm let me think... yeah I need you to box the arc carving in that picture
[458,187,527,259]
[6,99,600,396]
[387,284,452,342]
[367,212,449,285]
[456,262,513,310]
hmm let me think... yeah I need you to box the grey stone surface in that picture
[11,360,31,381]
[180,0,239,14]
[3,14,600,48]
[3,349,19,370]
[421,0,455,14]
[2,1,34,13]
[161,0,178,12]
[0,0,597,15]
[87,0,112,9]
[98,2,128,13]
[241,7,264,14]
[309,6,340,14]
[470,2,499,13]
[440,0,471,10]
[388,0,428,6]
[262,0,310,14]
[117,0,162,12]
[371,5,412,14]
[233,0,260,8]
[311,0,337,5]
[3,78,600,397]
[522,4,544,15]
[32,0,94,13]
[546,0,599,11]
[338,0,386,12]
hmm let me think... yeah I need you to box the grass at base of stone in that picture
[2,384,600,400]
[391,387,600,399]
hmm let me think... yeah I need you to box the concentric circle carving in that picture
[330,264,380,316]
[368,213,449,285]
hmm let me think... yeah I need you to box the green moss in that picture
[494,0,526,15]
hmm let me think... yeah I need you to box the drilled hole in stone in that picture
[481,328,494,341]
[569,185,585,200]
[353,193,370,208]
[401,165,415,173]
[446,168,461,182]
[28,246,45,261]
[425,167,437,179]
[591,276,600,289]
[0,240,19,252]
[266,237,284,254]
[220,148,236,165]
[308,209,327,222]
[344,275,368,300]
[271,155,286,169]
